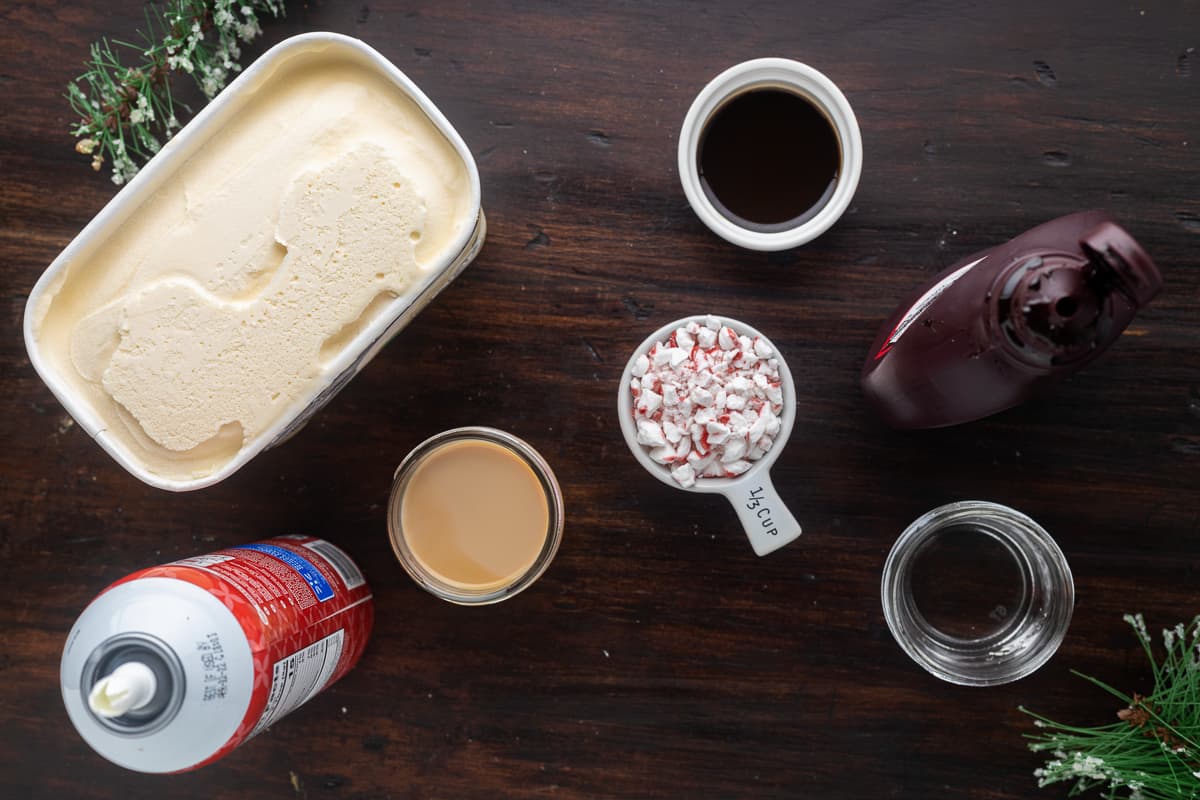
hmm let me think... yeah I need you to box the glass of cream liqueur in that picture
[388,427,564,604]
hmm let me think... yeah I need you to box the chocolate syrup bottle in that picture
[861,211,1162,429]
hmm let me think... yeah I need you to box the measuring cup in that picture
[617,315,802,556]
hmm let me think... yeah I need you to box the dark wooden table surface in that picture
[2,1,1198,797]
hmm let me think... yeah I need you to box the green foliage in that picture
[67,0,285,184]
[1022,615,1200,800]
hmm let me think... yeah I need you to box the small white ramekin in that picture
[678,58,863,251]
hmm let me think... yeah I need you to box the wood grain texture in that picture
[1,0,1198,797]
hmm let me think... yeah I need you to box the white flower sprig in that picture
[1022,614,1200,800]
[67,0,286,185]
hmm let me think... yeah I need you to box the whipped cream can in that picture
[60,535,373,773]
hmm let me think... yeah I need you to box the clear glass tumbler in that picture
[880,500,1074,686]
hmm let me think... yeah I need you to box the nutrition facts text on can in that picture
[248,629,345,739]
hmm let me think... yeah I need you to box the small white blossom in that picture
[1069,753,1109,780]
[237,20,261,41]
[1164,623,1186,651]
[110,151,138,185]
[128,93,154,124]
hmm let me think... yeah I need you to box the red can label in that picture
[111,535,373,769]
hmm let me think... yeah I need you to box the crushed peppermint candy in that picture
[629,315,785,488]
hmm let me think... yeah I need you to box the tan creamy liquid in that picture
[400,440,549,590]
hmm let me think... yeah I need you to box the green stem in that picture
[1023,615,1200,800]
[66,0,287,184]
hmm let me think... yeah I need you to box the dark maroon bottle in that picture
[861,211,1162,429]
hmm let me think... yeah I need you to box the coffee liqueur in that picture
[698,87,840,231]
[862,211,1162,429]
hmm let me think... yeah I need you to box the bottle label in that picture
[875,256,985,360]
[246,629,345,740]
[232,543,335,602]
[301,539,366,590]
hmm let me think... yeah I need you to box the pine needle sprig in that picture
[67,0,286,185]
[1021,614,1200,800]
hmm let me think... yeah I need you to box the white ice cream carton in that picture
[24,33,485,490]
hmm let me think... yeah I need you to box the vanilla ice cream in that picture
[26,35,482,487]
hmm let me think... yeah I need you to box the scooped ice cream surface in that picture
[98,144,422,453]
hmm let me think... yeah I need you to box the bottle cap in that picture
[87,661,158,718]
[1081,221,1163,307]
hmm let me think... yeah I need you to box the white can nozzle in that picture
[87,661,158,718]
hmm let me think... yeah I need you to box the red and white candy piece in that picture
[628,315,785,487]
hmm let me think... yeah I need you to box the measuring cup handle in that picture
[724,474,802,556]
